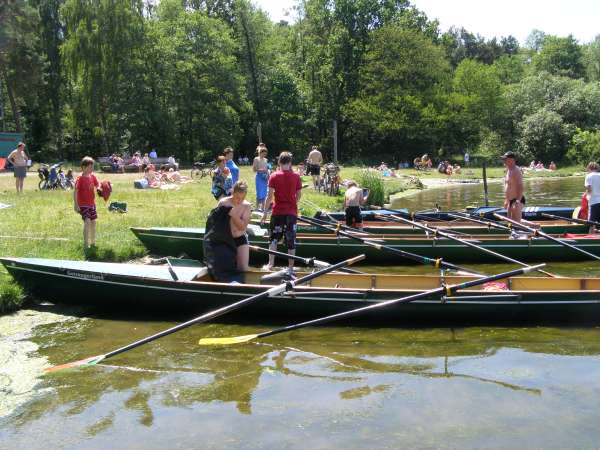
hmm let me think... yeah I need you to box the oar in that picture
[372,206,471,236]
[541,212,600,228]
[447,212,512,232]
[300,215,484,276]
[380,214,558,278]
[199,264,545,346]
[493,213,600,262]
[249,245,364,274]
[45,254,366,373]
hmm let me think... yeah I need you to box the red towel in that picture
[0,158,5,170]
[562,233,600,239]
[97,180,112,202]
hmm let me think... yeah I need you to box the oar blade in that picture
[198,334,259,346]
[44,354,105,373]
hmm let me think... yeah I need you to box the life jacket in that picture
[579,193,589,220]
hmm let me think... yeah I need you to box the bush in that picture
[0,277,26,314]
[567,128,600,164]
[356,169,385,206]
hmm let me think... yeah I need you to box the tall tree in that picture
[532,35,585,79]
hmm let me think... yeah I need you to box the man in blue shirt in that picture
[149,149,158,159]
[223,147,239,185]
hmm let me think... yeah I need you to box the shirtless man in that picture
[218,180,252,271]
[502,151,524,224]
[307,146,323,190]
[344,181,368,228]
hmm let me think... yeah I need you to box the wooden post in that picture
[482,161,489,207]
[333,119,338,163]
[257,122,262,143]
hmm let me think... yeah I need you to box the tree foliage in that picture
[5,0,600,166]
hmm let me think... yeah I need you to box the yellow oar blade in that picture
[198,334,259,346]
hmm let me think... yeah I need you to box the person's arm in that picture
[73,182,80,212]
[7,151,15,164]
[261,187,275,223]
[230,204,251,229]
[253,158,259,173]
[296,175,302,202]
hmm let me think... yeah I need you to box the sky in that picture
[252,0,600,44]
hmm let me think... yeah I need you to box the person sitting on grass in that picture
[144,165,160,188]
[74,157,101,255]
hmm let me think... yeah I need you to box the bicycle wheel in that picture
[38,179,48,190]
[190,168,201,180]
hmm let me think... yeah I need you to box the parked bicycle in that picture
[322,163,341,196]
[190,160,215,180]
[38,162,72,190]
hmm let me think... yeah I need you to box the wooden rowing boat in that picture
[130,226,600,264]
[3,257,600,322]
[322,206,576,222]
[276,219,587,236]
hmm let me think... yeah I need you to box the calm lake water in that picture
[3,176,600,449]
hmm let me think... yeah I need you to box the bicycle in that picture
[322,163,340,196]
[190,161,215,180]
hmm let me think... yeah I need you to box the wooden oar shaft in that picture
[256,264,544,339]
[447,212,512,231]
[541,213,600,228]
[383,214,557,278]
[301,215,483,276]
[102,255,364,360]
[248,245,363,274]
[493,213,600,262]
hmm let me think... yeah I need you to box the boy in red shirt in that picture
[74,156,101,253]
[261,152,302,271]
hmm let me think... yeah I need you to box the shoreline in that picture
[387,173,584,204]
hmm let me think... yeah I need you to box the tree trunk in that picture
[239,8,262,123]
[1,67,22,132]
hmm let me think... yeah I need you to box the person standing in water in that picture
[502,151,524,224]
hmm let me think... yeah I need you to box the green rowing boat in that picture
[3,257,600,322]
[257,219,588,236]
[130,226,600,264]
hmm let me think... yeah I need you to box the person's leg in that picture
[237,244,249,271]
[265,216,283,270]
[284,216,297,270]
[89,219,97,246]
[83,218,90,248]
[15,176,19,193]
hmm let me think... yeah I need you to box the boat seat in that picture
[260,268,295,284]
[190,268,210,281]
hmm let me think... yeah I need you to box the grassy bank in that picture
[0,165,416,312]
